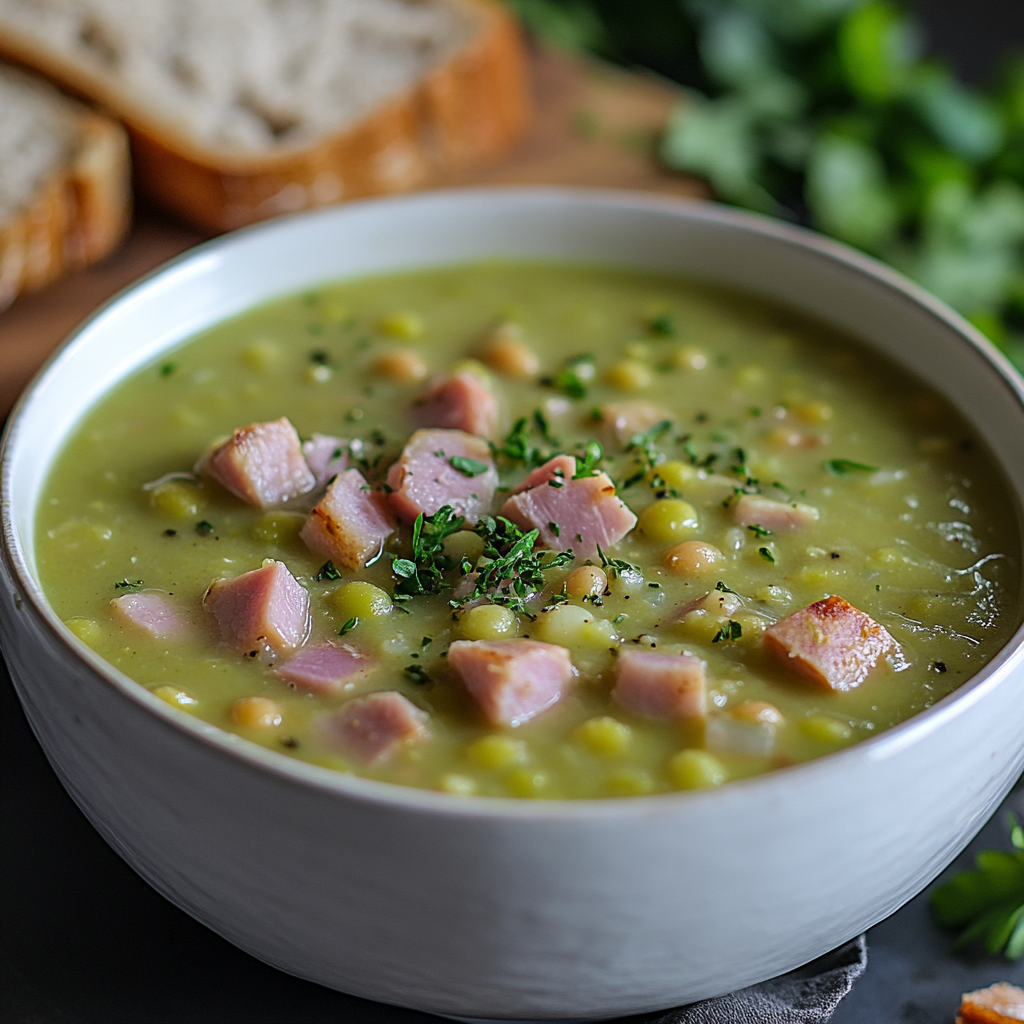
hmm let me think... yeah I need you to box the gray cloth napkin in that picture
[646,935,868,1024]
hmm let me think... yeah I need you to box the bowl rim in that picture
[3,184,1023,820]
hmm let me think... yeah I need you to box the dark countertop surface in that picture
[2,655,1021,1024]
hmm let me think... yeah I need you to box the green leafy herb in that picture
[195,520,215,536]
[159,362,178,377]
[549,521,560,537]
[450,455,490,477]
[572,439,604,478]
[421,636,433,648]
[715,581,736,594]
[338,617,358,636]
[315,561,342,582]
[759,546,776,564]
[597,543,640,580]
[825,459,880,476]
[491,416,554,469]
[455,515,575,613]
[549,354,595,400]
[930,814,1024,961]
[747,524,772,538]
[625,419,672,484]
[404,664,431,685]
[532,408,559,445]
[712,620,743,643]
[646,312,676,337]
[114,578,143,591]
[391,505,466,599]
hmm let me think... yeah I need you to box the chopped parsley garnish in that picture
[596,543,640,580]
[747,524,772,538]
[404,664,431,685]
[544,584,570,609]
[712,620,743,643]
[930,814,1024,961]
[338,617,358,636]
[825,459,879,476]
[549,354,595,400]
[421,636,433,648]
[315,561,342,582]
[532,408,559,445]
[492,417,544,468]
[195,520,215,536]
[549,521,560,537]
[759,546,776,564]
[159,361,178,377]
[114,578,143,591]
[391,505,466,600]
[715,581,736,593]
[572,439,604,479]
[454,516,574,613]
[645,312,676,337]
[450,455,490,477]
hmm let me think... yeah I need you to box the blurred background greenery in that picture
[504,0,1024,372]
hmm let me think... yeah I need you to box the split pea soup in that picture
[36,262,1022,799]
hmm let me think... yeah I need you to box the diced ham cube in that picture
[448,638,576,727]
[599,401,672,449]
[203,560,309,653]
[387,428,498,525]
[206,417,315,507]
[612,648,706,721]
[499,454,637,561]
[302,433,347,490]
[734,494,819,532]
[110,592,187,639]
[411,372,499,439]
[301,468,396,570]
[316,691,429,764]
[275,642,374,694]
[763,595,898,691]
[705,701,784,758]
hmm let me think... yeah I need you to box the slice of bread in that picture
[0,0,529,231]
[0,63,130,310]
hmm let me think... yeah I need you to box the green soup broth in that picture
[35,261,1023,799]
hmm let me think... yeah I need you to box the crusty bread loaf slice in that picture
[0,63,130,310]
[0,0,529,231]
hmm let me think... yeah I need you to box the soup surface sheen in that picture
[36,262,1021,799]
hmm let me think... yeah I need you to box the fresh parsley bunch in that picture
[930,813,1024,961]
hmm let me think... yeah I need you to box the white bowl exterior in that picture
[3,189,1024,1018]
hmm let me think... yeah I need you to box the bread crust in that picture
[0,0,530,231]
[0,110,130,310]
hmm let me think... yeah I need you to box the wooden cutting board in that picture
[0,48,705,418]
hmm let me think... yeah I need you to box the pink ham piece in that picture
[302,433,347,490]
[734,494,819,532]
[110,592,187,639]
[599,401,672,449]
[448,638,576,727]
[206,417,315,507]
[316,691,429,764]
[301,468,396,570]
[498,454,637,560]
[203,560,309,653]
[612,648,706,721]
[275,642,374,694]
[387,428,498,525]
[411,371,499,439]
[763,595,898,691]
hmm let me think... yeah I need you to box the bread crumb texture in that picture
[0,0,476,151]
[0,64,76,221]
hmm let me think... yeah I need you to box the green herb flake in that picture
[712,620,743,643]
[195,520,215,536]
[315,561,342,582]
[114,578,143,591]
[646,312,676,337]
[310,349,330,365]
[421,636,433,648]
[549,521,560,537]
[391,506,466,599]
[450,455,490,477]
[159,362,178,377]
[596,543,640,580]
[747,524,772,538]
[715,581,736,594]
[930,814,1024,961]
[549,354,595,400]
[759,546,776,564]
[825,459,880,476]
[338,617,358,636]
[573,439,605,479]
[404,664,431,685]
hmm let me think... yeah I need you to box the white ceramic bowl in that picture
[2,189,1023,1021]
